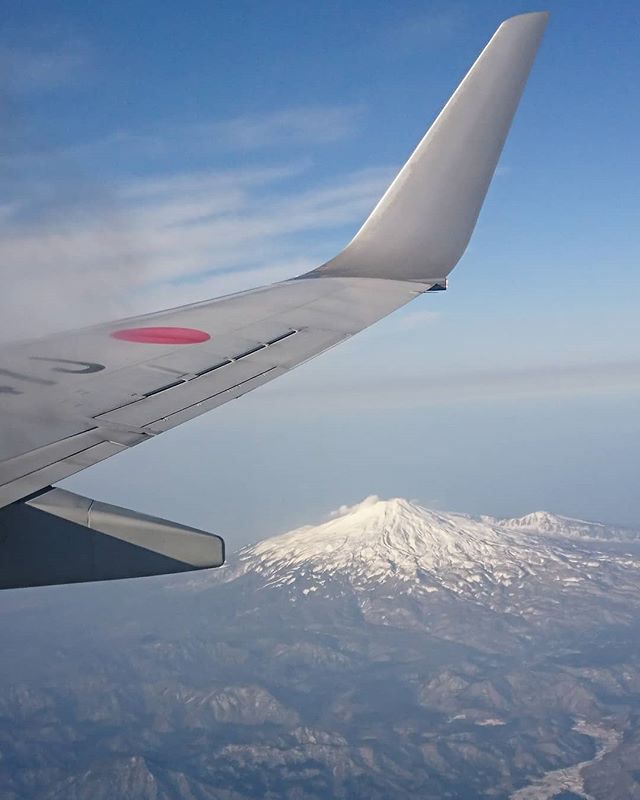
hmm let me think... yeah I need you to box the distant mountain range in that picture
[224,496,640,610]
[1,498,640,799]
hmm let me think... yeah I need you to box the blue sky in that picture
[1,1,639,547]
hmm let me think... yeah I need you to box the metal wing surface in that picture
[0,275,429,508]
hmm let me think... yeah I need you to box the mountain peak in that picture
[498,510,568,531]
[206,496,640,618]
[497,510,640,541]
[244,495,476,577]
[230,497,595,601]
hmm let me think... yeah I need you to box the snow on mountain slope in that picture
[495,510,640,542]
[224,497,640,613]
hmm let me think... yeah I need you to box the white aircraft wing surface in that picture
[0,13,548,588]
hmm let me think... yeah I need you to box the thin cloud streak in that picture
[380,7,466,53]
[0,98,375,339]
[0,104,364,165]
[190,105,365,151]
[258,359,640,411]
[0,39,92,93]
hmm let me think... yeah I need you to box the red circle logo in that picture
[111,327,211,345]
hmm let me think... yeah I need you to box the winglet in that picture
[310,12,549,284]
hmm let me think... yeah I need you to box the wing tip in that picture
[304,9,550,286]
[499,11,550,29]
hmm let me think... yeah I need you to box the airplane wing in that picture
[0,12,548,588]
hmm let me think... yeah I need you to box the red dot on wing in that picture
[111,327,211,345]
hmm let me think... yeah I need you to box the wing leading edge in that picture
[0,13,548,586]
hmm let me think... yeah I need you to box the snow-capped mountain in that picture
[219,496,640,627]
[496,509,640,542]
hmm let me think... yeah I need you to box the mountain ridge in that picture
[208,497,640,624]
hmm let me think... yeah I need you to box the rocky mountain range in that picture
[1,496,640,799]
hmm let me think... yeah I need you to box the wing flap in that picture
[0,429,105,488]
[97,361,276,428]
[0,441,128,508]
[144,367,289,434]
[94,327,344,429]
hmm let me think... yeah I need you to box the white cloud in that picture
[0,105,364,351]
[329,495,380,519]
[0,96,382,340]
[0,156,392,339]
